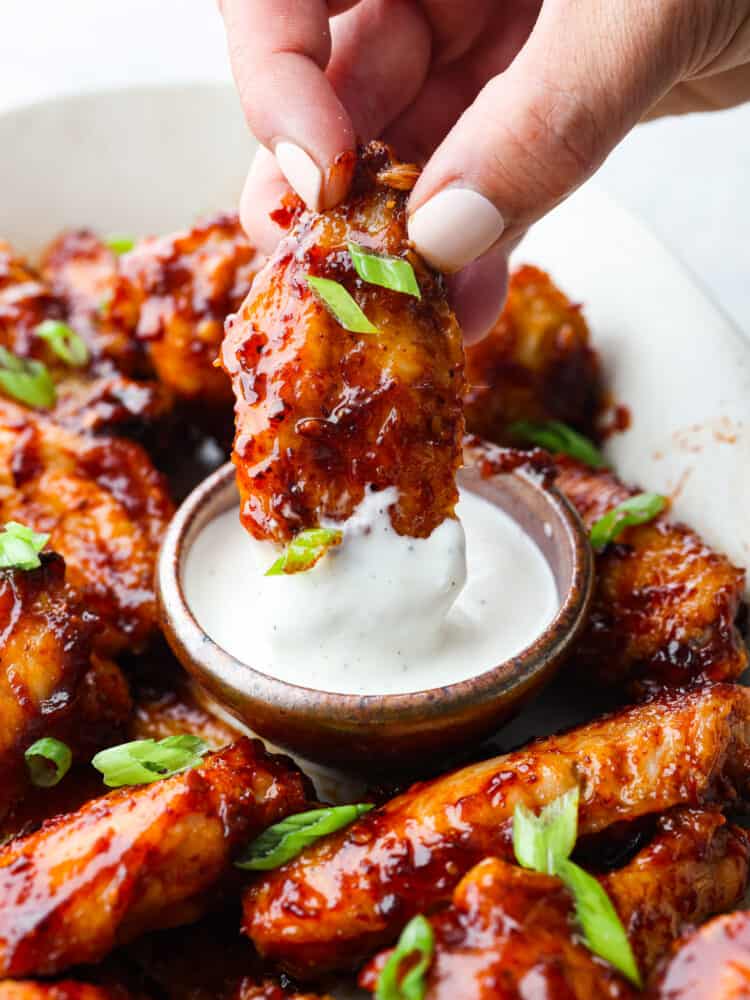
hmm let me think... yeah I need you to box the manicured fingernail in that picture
[274,141,323,212]
[408,188,504,272]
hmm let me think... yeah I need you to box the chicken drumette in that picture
[221,142,464,544]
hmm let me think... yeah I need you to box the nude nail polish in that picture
[408,188,505,272]
[274,141,323,212]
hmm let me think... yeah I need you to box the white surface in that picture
[185,488,557,695]
[0,0,748,334]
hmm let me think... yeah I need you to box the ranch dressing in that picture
[184,488,559,695]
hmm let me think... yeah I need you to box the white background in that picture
[1,0,748,332]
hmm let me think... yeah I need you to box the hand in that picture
[220,0,750,340]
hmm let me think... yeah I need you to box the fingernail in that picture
[273,141,323,212]
[408,188,504,273]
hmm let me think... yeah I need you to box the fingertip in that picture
[447,245,509,345]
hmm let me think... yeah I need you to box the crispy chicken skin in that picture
[651,910,750,998]
[556,457,748,690]
[244,684,750,976]
[0,554,93,819]
[0,398,173,652]
[0,739,310,978]
[221,142,464,543]
[120,214,257,404]
[464,265,602,443]
[361,809,748,999]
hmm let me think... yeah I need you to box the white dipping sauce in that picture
[184,488,559,696]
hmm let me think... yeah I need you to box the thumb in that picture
[407,0,690,272]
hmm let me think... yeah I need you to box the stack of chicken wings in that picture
[0,142,746,999]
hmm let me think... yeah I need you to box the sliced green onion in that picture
[556,857,641,987]
[509,420,607,469]
[92,734,209,788]
[512,786,579,874]
[25,737,72,787]
[266,527,343,576]
[347,241,421,299]
[105,234,135,255]
[34,320,90,367]
[590,492,667,551]
[0,347,55,409]
[235,803,374,871]
[306,275,377,334]
[0,521,50,571]
[513,790,641,986]
[375,914,434,1000]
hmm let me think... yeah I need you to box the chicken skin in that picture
[0,397,173,652]
[651,910,750,998]
[244,684,750,977]
[361,809,749,999]
[0,554,93,820]
[120,213,257,406]
[556,457,748,691]
[464,265,603,443]
[0,739,309,977]
[221,142,464,543]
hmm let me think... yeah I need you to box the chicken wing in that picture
[120,213,257,405]
[556,457,748,691]
[464,265,603,444]
[0,738,310,977]
[221,141,464,543]
[651,910,750,998]
[244,684,750,976]
[0,983,135,1000]
[361,809,748,999]
[0,397,174,652]
[0,554,93,819]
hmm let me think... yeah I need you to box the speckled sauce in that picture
[184,488,559,695]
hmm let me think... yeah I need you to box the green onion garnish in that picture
[105,234,135,255]
[25,737,72,787]
[509,420,607,469]
[306,275,377,334]
[0,521,50,571]
[266,527,343,576]
[92,734,209,788]
[589,492,667,551]
[513,789,641,986]
[35,320,90,368]
[347,241,421,299]
[0,347,55,409]
[236,803,374,871]
[375,914,435,1000]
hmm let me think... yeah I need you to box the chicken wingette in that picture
[650,910,750,998]
[0,739,309,977]
[361,809,749,999]
[464,265,603,443]
[0,554,93,820]
[221,141,464,544]
[556,456,748,691]
[0,397,173,652]
[244,684,750,976]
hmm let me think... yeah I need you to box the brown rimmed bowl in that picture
[157,455,593,771]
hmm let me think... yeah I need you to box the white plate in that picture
[1,83,748,998]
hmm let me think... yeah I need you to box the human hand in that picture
[220,0,750,340]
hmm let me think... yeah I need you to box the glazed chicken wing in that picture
[361,809,749,999]
[244,684,750,976]
[556,457,748,691]
[0,739,309,977]
[0,554,93,819]
[0,397,173,652]
[464,265,603,443]
[0,983,135,1000]
[651,910,750,998]
[221,142,464,543]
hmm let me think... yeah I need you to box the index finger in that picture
[221,0,358,209]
